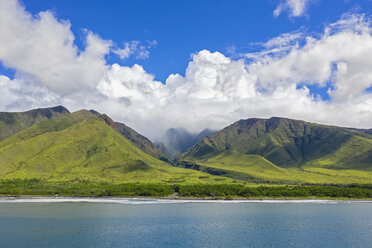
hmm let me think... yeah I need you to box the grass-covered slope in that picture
[180,117,372,184]
[89,109,164,159]
[115,122,164,159]
[180,150,372,184]
[185,117,372,169]
[0,110,232,184]
[0,105,69,141]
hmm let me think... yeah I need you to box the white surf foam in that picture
[0,197,370,204]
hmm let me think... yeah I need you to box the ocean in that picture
[0,198,371,248]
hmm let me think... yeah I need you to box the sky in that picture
[0,0,372,140]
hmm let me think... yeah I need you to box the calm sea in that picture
[0,198,371,248]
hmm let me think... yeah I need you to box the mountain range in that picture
[180,117,372,184]
[0,107,229,184]
[0,106,372,185]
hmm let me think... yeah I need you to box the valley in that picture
[1,106,372,198]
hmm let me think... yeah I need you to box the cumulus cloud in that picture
[0,75,59,111]
[1,0,372,140]
[249,14,372,102]
[92,13,372,138]
[0,0,112,95]
[274,0,313,17]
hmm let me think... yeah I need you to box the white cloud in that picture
[1,0,372,140]
[98,63,163,101]
[113,40,157,60]
[244,30,304,60]
[0,0,112,95]
[96,13,372,138]
[274,0,312,17]
[0,75,59,110]
[249,14,372,102]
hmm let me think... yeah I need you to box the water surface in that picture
[0,198,371,248]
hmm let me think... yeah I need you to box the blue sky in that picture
[19,0,370,82]
[1,0,372,138]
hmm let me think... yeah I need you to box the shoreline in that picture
[1,195,372,203]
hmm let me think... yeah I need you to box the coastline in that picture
[1,195,372,203]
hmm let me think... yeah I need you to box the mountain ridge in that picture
[185,116,372,169]
[1,107,372,185]
[0,110,228,184]
[88,109,164,159]
[0,105,70,141]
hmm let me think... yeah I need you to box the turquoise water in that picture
[0,198,372,248]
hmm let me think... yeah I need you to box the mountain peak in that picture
[185,117,372,169]
[47,105,69,114]
[0,106,71,141]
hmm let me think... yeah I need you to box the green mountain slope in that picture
[115,122,164,159]
[180,117,372,184]
[181,150,372,184]
[0,106,69,141]
[89,109,164,159]
[185,117,372,169]
[0,110,232,184]
[347,127,372,135]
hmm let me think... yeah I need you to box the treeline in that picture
[0,179,174,197]
[176,184,372,198]
[1,179,372,199]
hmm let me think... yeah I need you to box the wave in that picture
[0,197,371,204]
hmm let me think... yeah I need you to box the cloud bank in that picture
[1,0,372,140]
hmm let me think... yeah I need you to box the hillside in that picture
[1,110,372,185]
[89,110,164,159]
[348,128,372,135]
[0,106,69,141]
[115,122,164,159]
[185,117,372,169]
[180,117,372,184]
[0,110,232,184]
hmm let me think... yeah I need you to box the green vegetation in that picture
[0,105,69,141]
[89,109,164,159]
[181,117,372,184]
[1,108,372,198]
[0,110,234,184]
[177,184,372,199]
[115,121,164,159]
[185,117,372,169]
[179,150,372,184]
[0,179,175,197]
[2,179,372,199]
